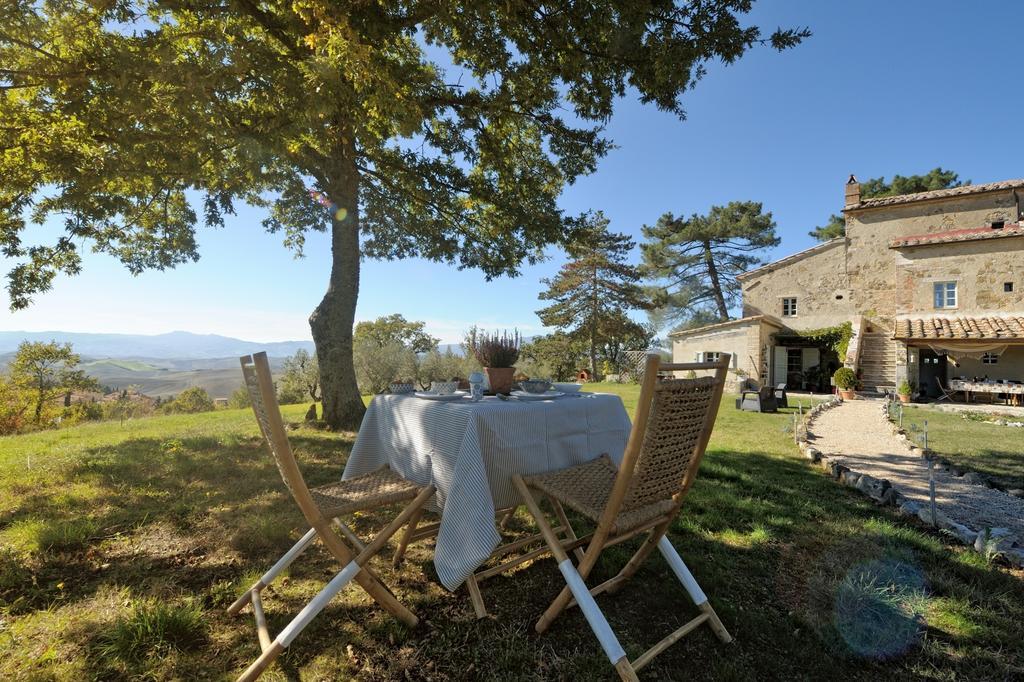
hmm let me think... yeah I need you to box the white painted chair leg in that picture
[657,536,732,643]
[228,527,319,615]
[261,527,319,586]
[557,559,627,665]
[657,536,707,603]
[276,559,362,648]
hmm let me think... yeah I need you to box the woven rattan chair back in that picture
[620,375,719,510]
[600,354,729,528]
[240,353,317,522]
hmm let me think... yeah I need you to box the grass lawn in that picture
[1,386,1022,680]
[900,404,1024,491]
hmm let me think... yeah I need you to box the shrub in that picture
[162,387,215,414]
[61,401,104,425]
[833,367,858,390]
[897,380,914,396]
[227,385,251,409]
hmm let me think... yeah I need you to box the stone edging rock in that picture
[795,397,1024,568]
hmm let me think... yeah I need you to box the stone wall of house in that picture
[671,321,768,390]
[845,190,1020,325]
[741,240,853,330]
[894,236,1024,315]
[952,347,1024,381]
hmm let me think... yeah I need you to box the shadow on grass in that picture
[3,411,1024,680]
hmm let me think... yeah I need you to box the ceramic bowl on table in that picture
[519,379,553,394]
[430,381,459,395]
[552,383,582,393]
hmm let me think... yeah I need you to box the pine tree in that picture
[536,212,650,379]
[809,168,964,241]
[641,201,778,327]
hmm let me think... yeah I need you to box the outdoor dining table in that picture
[342,391,632,590]
[949,379,1024,406]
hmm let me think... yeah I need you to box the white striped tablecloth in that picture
[343,392,632,590]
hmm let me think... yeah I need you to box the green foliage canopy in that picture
[0,1,807,428]
[353,315,438,355]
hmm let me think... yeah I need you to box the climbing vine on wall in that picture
[775,321,854,359]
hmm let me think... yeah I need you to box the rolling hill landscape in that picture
[0,331,313,398]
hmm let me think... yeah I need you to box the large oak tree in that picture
[1,1,807,429]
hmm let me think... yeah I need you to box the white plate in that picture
[414,391,468,401]
[510,390,565,401]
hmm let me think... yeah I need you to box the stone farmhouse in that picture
[671,176,1024,397]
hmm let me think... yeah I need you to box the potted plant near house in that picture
[897,380,914,403]
[470,329,521,395]
[833,367,859,401]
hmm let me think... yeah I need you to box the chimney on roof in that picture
[844,174,861,208]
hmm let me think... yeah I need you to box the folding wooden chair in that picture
[512,353,732,681]
[229,352,435,682]
[935,378,956,403]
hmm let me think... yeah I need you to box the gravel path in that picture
[809,398,1024,549]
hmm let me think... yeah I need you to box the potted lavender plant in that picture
[470,329,521,395]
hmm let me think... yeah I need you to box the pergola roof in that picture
[894,316,1024,341]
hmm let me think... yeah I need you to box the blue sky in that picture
[4,1,1023,343]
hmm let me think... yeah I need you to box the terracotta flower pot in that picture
[897,393,911,403]
[485,367,516,395]
[839,389,857,401]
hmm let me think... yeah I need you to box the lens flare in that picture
[834,558,926,660]
[308,188,349,222]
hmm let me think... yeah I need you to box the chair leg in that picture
[465,573,488,619]
[547,497,586,563]
[236,559,364,682]
[392,504,426,566]
[228,527,319,616]
[497,506,517,529]
[657,536,732,643]
[513,476,632,679]
[236,488,437,681]
[604,527,664,595]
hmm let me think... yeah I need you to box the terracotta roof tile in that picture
[890,223,1024,248]
[893,316,1024,340]
[667,314,785,338]
[847,178,1024,211]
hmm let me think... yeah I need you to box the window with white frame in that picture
[981,353,999,365]
[782,297,798,317]
[697,351,722,363]
[933,281,957,309]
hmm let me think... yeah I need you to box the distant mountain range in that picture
[0,330,485,399]
[0,330,314,360]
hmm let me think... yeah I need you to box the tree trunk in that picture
[703,240,729,321]
[309,153,366,431]
[590,264,599,379]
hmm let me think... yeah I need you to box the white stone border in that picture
[794,397,1024,568]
